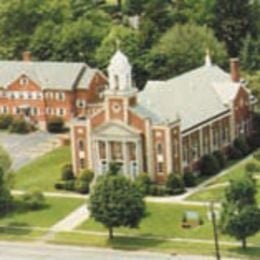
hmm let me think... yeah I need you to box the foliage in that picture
[148,184,167,196]
[22,189,46,210]
[9,118,35,134]
[253,150,260,161]
[213,150,227,169]
[228,146,243,160]
[220,173,260,249]
[0,167,12,215]
[245,162,258,174]
[233,136,249,156]
[89,173,145,239]
[213,0,252,56]
[0,114,14,129]
[165,173,185,195]
[134,172,151,195]
[225,174,257,210]
[47,116,64,133]
[79,169,95,183]
[183,172,197,187]
[241,35,260,71]
[148,23,227,80]
[61,164,75,181]
[200,154,220,176]
[0,145,12,173]
[221,205,260,249]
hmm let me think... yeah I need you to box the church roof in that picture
[138,64,239,131]
[0,60,99,90]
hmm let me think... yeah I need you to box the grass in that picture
[52,232,260,259]
[13,146,71,192]
[79,203,214,240]
[207,156,260,186]
[0,196,84,228]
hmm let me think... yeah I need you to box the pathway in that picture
[41,204,90,241]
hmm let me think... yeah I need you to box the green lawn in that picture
[52,232,260,259]
[79,202,228,241]
[207,156,260,186]
[13,146,71,192]
[0,196,84,228]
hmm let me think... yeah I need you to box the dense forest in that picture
[0,0,259,92]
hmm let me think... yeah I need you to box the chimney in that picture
[230,58,240,82]
[22,51,32,62]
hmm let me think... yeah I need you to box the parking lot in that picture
[0,131,61,170]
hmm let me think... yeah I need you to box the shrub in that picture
[183,172,197,187]
[75,180,90,194]
[134,173,151,195]
[245,162,257,173]
[166,173,185,195]
[22,189,45,210]
[64,180,75,191]
[228,146,243,160]
[148,184,167,196]
[61,164,75,181]
[200,154,220,176]
[213,150,227,169]
[253,150,260,161]
[234,136,249,156]
[0,114,13,129]
[47,116,64,133]
[9,118,34,134]
[54,182,65,190]
[79,169,94,183]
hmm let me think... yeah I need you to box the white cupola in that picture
[107,50,133,93]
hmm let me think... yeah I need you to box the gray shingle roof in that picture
[138,64,237,131]
[0,61,98,90]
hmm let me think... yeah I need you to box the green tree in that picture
[0,167,12,214]
[220,174,260,249]
[89,173,145,239]
[124,0,146,15]
[148,23,227,80]
[200,154,220,176]
[241,35,260,71]
[213,0,251,56]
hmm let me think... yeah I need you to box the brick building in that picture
[71,50,254,183]
[0,52,107,129]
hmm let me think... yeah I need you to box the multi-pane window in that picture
[79,140,85,151]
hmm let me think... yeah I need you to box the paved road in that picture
[0,131,61,170]
[0,241,215,260]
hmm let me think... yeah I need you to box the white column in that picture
[199,128,203,157]
[123,141,128,176]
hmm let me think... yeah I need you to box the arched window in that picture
[78,140,84,151]
[157,143,163,155]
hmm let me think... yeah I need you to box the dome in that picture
[108,50,131,73]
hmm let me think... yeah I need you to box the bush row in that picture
[54,164,94,194]
[0,114,36,134]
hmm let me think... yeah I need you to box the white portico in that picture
[91,122,143,178]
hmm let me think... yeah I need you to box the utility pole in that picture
[210,201,221,260]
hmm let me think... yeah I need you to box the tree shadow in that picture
[0,222,32,236]
[106,235,166,252]
[227,245,260,258]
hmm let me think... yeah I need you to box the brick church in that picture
[71,50,254,183]
[0,52,107,129]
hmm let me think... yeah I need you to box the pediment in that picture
[93,121,140,139]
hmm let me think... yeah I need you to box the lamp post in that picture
[210,201,221,260]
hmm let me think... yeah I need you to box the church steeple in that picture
[205,48,212,67]
[107,49,134,94]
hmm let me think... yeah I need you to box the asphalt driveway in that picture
[0,131,61,170]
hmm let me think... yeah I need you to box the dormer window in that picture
[20,77,29,86]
